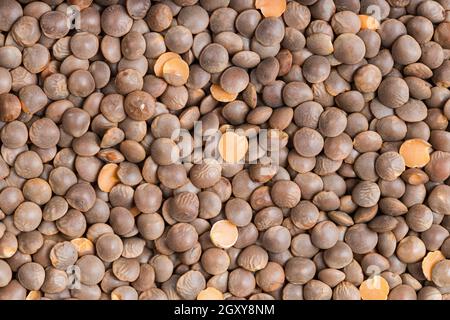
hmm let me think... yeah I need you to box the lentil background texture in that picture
[0,0,449,301]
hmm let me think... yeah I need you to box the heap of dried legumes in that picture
[0,0,450,301]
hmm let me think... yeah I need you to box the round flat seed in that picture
[218,132,249,164]
[359,275,390,300]
[26,291,42,300]
[359,15,380,30]
[98,163,120,192]
[399,139,432,168]
[210,220,239,249]
[422,251,445,281]
[210,84,238,103]
[255,0,287,18]
[162,58,189,86]
[197,287,224,300]
[153,52,182,77]
[70,238,95,257]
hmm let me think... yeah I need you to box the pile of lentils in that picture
[1,0,450,301]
